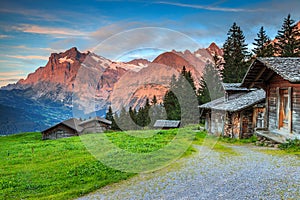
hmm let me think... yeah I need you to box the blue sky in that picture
[0,0,299,86]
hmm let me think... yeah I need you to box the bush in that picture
[279,139,300,152]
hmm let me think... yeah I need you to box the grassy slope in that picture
[0,128,196,200]
[2,128,296,200]
[0,132,135,200]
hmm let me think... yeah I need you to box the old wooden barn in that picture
[42,117,112,140]
[199,83,265,138]
[241,57,300,142]
[79,116,112,133]
[41,118,83,140]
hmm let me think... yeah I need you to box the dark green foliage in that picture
[198,62,223,105]
[151,95,158,105]
[163,67,199,125]
[252,26,274,57]
[275,14,300,57]
[279,139,300,152]
[105,106,119,130]
[163,90,181,120]
[222,22,249,83]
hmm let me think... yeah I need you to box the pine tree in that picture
[275,14,300,57]
[163,67,199,124]
[222,22,249,83]
[105,106,119,130]
[151,95,157,105]
[198,62,223,105]
[252,26,274,57]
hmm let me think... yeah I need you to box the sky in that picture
[0,0,299,86]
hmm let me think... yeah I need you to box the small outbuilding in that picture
[199,83,265,138]
[41,116,112,140]
[153,120,181,129]
[79,116,112,133]
[41,118,83,140]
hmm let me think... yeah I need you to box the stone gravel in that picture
[77,145,300,200]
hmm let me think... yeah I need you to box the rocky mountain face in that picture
[1,43,222,134]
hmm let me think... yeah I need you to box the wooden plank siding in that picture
[267,74,300,134]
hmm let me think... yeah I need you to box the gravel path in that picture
[77,145,300,200]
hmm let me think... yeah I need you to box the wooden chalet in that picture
[42,118,83,140]
[241,57,300,142]
[79,116,112,133]
[199,83,265,138]
[42,117,112,140]
[153,120,181,129]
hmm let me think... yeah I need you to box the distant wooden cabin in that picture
[199,83,265,138]
[42,118,83,140]
[41,117,112,140]
[79,117,112,133]
[153,120,181,129]
[241,57,300,142]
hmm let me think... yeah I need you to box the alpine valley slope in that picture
[0,43,222,134]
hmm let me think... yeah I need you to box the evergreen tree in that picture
[163,67,199,124]
[163,90,181,120]
[151,95,157,105]
[252,26,274,57]
[275,14,300,57]
[198,62,223,105]
[105,106,119,130]
[222,22,249,83]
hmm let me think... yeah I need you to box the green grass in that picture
[0,127,198,200]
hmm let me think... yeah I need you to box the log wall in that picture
[267,74,300,134]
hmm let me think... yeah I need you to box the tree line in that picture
[106,14,299,130]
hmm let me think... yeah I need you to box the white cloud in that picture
[11,24,87,37]
[5,55,49,60]
[156,1,269,12]
[0,34,11,39]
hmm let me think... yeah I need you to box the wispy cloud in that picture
[0,70,25,77]
[0,8,66,22]
[10,24,87,38]
[5,55,48,60]
[0,34,11,39]
[10,45,64,53]
[156,1,269,12]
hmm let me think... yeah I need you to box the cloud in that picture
[156,1,269,12]
[0,70,25,77]
[10,24,87,37]
[5,55,48,60]
[0,8,66,22]
[89,26,200,60]
[0,34,11,39]
[0,69,28,86]
[10,45,64,53]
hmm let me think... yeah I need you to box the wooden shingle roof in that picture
[79,116,112,126]
[199,89,265,112]
[241,57,300,88]
[42,118,83,133]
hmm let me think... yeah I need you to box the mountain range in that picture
[0,43,222,135]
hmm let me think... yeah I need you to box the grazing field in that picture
[0,127,200,200]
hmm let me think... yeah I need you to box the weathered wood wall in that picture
[42,124,77,140]
[267,74,300,134]
[80,121,109,133]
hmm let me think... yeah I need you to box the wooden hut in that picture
[79,116,112,133]
[41,118,83,140]
[199,83,265,138]
[153,120,180,129]
[41,117,112,140]
[241,57,300,142]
